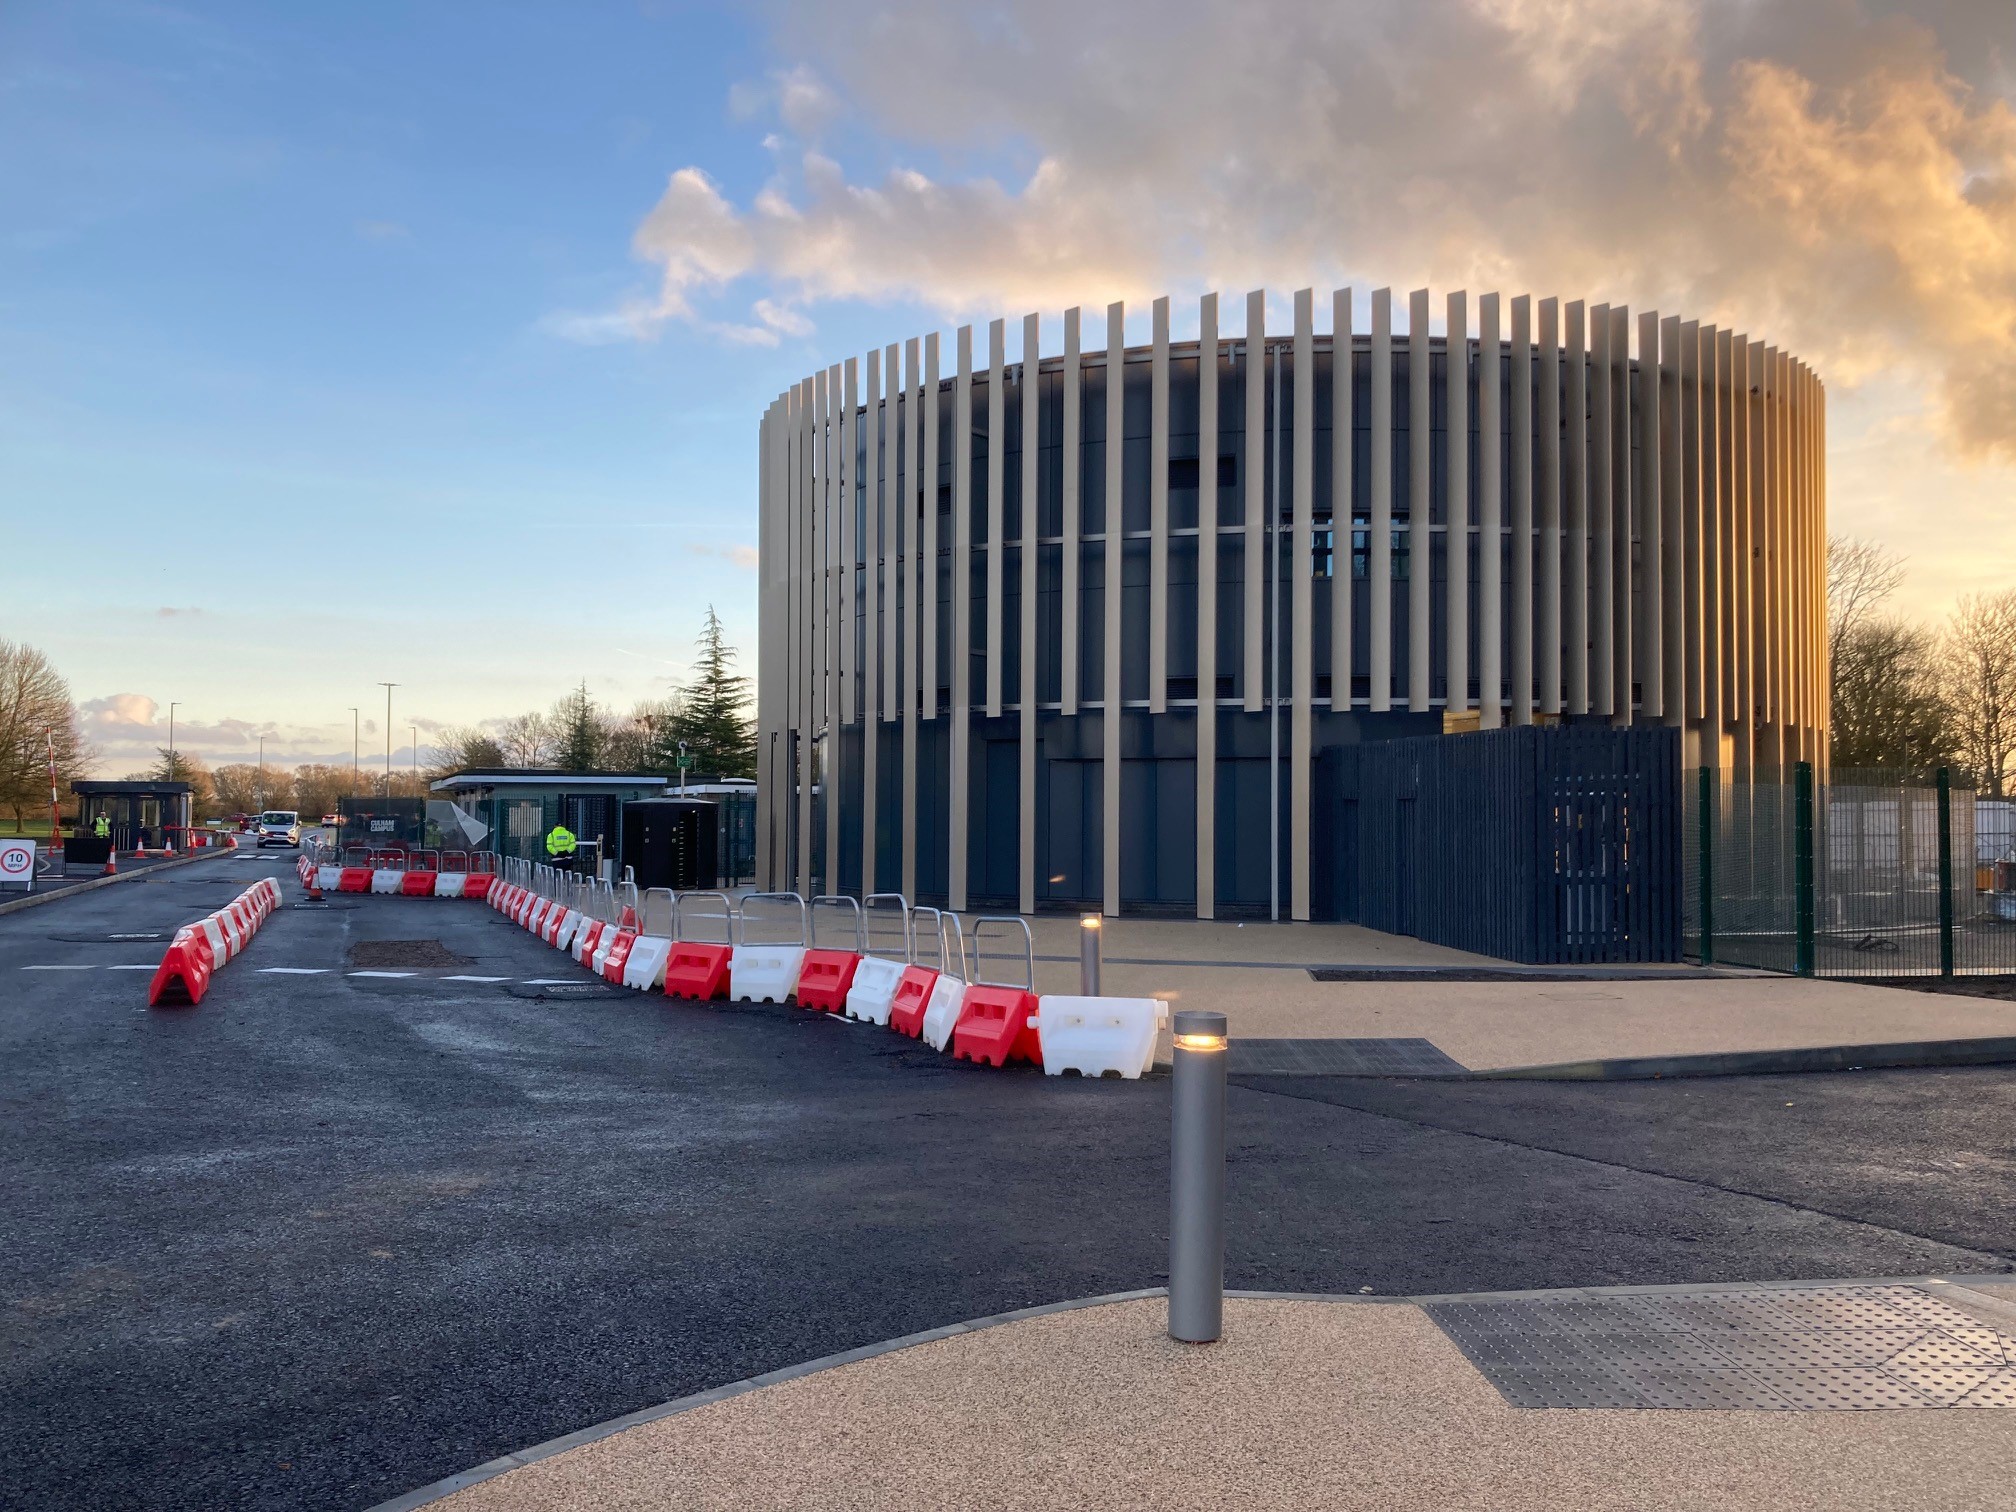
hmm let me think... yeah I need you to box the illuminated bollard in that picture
[1079,913,1103,996]
[1168,1008,1228,1343]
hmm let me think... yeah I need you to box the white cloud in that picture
[609,0,2014,469]
[686,542,760,571]
[79,693,158,728]
[545,0,2010,616]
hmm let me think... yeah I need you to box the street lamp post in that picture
[377,684,397,798]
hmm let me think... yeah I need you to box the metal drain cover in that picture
[1228,1038,1466,1077]
[1426,1284,2016,1410]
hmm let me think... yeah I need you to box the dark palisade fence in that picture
[1315,725,1682,964]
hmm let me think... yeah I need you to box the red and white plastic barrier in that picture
[147,878,282,1007]
[1029,996,1167,1079]
[302,873,1168,1082]
[729,944,804,1004]
[843,955,906,1024]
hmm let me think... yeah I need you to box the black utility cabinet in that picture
[621,799,719,891]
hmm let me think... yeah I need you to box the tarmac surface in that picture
[4,852,2014,1511]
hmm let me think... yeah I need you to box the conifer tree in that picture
[667,608,755,779]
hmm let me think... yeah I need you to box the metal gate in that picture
[1319,724,1681,964]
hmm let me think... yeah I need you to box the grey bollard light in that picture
[1168,1008,1228,1343]
[1079,914,1103,997]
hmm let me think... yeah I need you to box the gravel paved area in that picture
[424,1297,2016,1512]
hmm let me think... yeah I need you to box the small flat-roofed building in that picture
[70,781,193,852]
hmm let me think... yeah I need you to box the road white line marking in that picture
[23,963,100,970]
[349,970,415,978]
[442,975,510,982]
[258,967,329,975]
[520,978,584,985]
[106,964,157,971]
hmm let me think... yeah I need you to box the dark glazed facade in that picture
[755,289,1827,919]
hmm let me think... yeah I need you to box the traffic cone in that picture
[102,848,117,876]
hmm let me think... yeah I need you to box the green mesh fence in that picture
[1686,766,2016,976]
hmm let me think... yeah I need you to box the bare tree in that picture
[601,697,684,773]
[1827,536,1906,672]
[495,712,556,767]
[1942,589,2016,798]
[0,641,91,830]
[293,764,362,820]
[213,764,296,816]
[1830,620,1956,777]
[425,726,507,779]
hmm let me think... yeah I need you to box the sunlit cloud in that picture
[603,0,2013,469]
[554,0,2013,617]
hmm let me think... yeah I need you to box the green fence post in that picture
[1697,765,1716,966]
[1793,762,1815,977]
[1936,767,1955,977]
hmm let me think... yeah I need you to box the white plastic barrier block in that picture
[921,975,968,1052]
[529,899,555,935]
[1032,996,1169,1079]
[371,869,404,895]
[729,944,805,1004]
[200,916,231,963]
[590,928,623,979]
[623,936,672,990]
[844,955,907,1025]
[551,909,581,952]
[572,921,603,964]
[433,872,467,898]
[316,865,342,892]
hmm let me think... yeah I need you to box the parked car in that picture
[320,814,341,827]
[257,810,302,848]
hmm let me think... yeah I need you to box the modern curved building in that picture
[754,287,1826,922]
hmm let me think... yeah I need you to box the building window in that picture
[1166,456,1238,490]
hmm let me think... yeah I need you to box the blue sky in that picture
[3,1,854,771]
[8,0,2010,775]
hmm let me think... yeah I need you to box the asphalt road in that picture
[4,853,2013,1512]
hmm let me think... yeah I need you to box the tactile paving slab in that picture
[1227,1037,1467,1077]
[1425,1284,2016,1410]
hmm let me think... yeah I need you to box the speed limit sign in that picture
[0,839,36,893]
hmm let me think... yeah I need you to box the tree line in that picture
[426,607,756,781]
[1829,537,2016,795]
[0,608,757,832]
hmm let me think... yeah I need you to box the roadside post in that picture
[1168,1008,1228,1344]
[1079,913,1102,996]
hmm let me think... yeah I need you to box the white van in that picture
[257,811,302,848]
